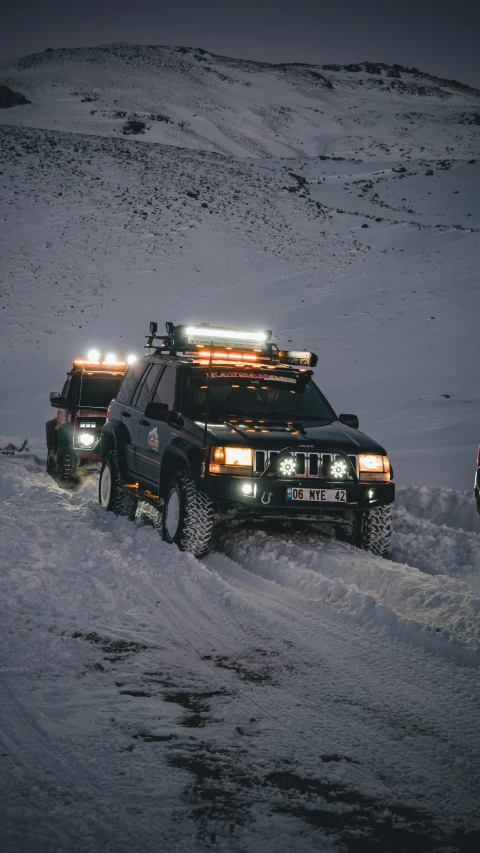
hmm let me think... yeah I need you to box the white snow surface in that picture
[1,44,480,852]
[1,455,480,852]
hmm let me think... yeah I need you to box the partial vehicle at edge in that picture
[46,351,129,483]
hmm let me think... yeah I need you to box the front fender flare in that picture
[101,421,131,480]
[159,444,203,496]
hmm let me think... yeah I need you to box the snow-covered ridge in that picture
[1,43,479,158]
[1,117,478,487]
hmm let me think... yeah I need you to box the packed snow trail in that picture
[1,457,479,852]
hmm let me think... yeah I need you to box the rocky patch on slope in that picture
[0,85,30,108]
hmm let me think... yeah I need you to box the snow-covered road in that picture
[1,456,479,852]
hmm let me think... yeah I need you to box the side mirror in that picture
[338,413,359,429]
[144,401,168,421]
[49,392,67,408]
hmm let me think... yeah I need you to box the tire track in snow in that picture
[211,521,480,664]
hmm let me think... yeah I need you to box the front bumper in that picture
[204,474,395,515]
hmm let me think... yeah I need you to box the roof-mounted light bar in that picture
[73,359,127,368]
[144,321,317,368]
[73,349,136,369]
[185,326,268,343]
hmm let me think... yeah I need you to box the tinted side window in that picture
[152,365,176,410]
[132,364,164,411]
[131,365,152,410]
[116,362,147,405]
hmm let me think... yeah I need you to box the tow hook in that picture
[261,491,273,505]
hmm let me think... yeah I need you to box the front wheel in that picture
[356,505,392,558]
[47,445,77,483]
[56,448,77,483]
[99,450,137,519]
[162,470,214,557]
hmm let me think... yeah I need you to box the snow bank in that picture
[395,484,478,532]
[215,523,480,665]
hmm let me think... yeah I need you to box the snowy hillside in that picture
[1,45,480,158]
[1,44,480,853]
[1,56,479,487]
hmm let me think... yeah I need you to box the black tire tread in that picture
[359,505,392,558]
[100,450,137,519]
[165,470,214,557]
[57,449,76,483]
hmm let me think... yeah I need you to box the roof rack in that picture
[145,322,318,368]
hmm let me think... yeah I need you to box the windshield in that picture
[76,373,124,409]
[181,370,336,422]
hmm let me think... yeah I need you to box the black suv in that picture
[46,356,127,483]
[99,323,395,557]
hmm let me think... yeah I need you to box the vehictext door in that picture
[136,365,178,490]
[113,361,150,478]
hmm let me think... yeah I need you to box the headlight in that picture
[78,432,96,447]
[210,446,253,474]
[358,454,390,481]
[330,458,349,479]
[278,455,296,476]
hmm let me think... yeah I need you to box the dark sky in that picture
[1,0,480,88]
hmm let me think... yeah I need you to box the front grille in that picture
[254,450,358,479]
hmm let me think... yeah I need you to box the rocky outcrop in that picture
[0,85,31,108]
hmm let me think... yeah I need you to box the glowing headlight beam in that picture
[224,447,253,467]
[104,353,117,364]
[127,354,137,365]
[87,349,101,362]
[358,454,387,472]
[78,432,96,447]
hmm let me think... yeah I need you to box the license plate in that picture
[286,487,347,503]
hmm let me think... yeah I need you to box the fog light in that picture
[368,489,374,500]
[330,458,348,479]
[241,483,254,495]
[78,432,95,447]
[279,456,296,476]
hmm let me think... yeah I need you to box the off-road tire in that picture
[162,470,214,557]
[99,450,137,519]
[357,505,391,558]
[56,449,77,483]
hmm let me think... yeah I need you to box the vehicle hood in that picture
[206,420,387,455]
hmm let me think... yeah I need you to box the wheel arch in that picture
[101,421,130,479]
[54,422,73,450]
[159,444,204,496]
